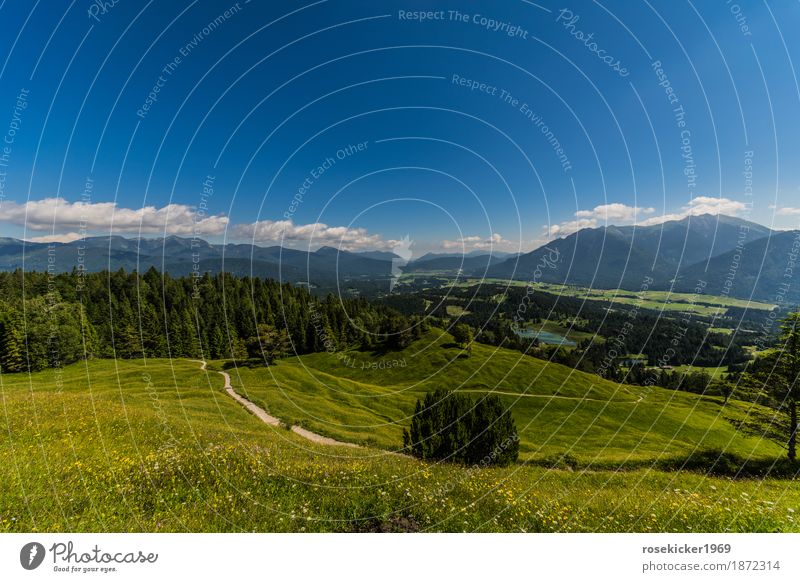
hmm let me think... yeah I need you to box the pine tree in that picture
[0,308,26,373]
[210,324,225,359]
[404,389,519,466]
[744,312,800,461]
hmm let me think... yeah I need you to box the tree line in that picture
[0,269,424,373]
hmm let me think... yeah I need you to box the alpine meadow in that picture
[2,0,800,553]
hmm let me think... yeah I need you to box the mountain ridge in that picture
[487,214,776,292]
[3,214,795,303]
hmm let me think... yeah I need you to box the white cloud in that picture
[233,219,398,251]
[441,233,523,252]
[0,198,401,251]
[547,218,600,237]
[442,235,482,249]
[773,206,800,216]
[0,197,229,235]
[0,198,406,250]
[25,232,85,243]
[637,196,747,226]
[547,203,654,237]
[545,197,750,239]
[575,203,655,222]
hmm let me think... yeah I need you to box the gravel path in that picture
[196,360,360,448]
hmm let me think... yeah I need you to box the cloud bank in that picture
[547,197,749,237]
[2,198,398,251]
[0,198,229,237]
[441,232,523,252]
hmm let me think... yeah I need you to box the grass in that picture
[668,365,729,379]
[1,348,798,533]
[709,327,735,335]
[227,330,780,464]
[531,285,775,317]
[445,305,470,316]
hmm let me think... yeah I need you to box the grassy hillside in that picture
[226,329,782,464]
[1,354,797,532]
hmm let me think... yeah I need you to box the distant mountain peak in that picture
[488,214,776,291]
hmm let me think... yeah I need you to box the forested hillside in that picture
[0,269,421,372]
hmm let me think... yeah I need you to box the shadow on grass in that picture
[221,358,273,370]
[527,451,800,479]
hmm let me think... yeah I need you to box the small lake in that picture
[514,328,576,346]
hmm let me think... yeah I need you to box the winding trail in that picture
[196,360,360,448]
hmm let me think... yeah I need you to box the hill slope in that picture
[226,329,782,463]
[1,356,797,532]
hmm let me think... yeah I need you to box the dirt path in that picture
[195,360,360,448]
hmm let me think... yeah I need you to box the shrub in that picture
[403,389,519,466]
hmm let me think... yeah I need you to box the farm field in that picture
[666,365,730,379]
[402,275,776,318]
[1,350,798,532]
[522,283,775,317]
[538,286,775,310]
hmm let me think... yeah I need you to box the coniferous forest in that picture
[0,269,424,373]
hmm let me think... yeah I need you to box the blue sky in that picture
[0,0,799,254]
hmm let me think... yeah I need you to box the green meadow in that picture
[227,330,779,463]
[1,335,797,533]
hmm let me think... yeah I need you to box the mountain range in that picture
[485,214,798,304]
[1,214,797,303]
[0,236,395,284]
[403,250,518,274]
